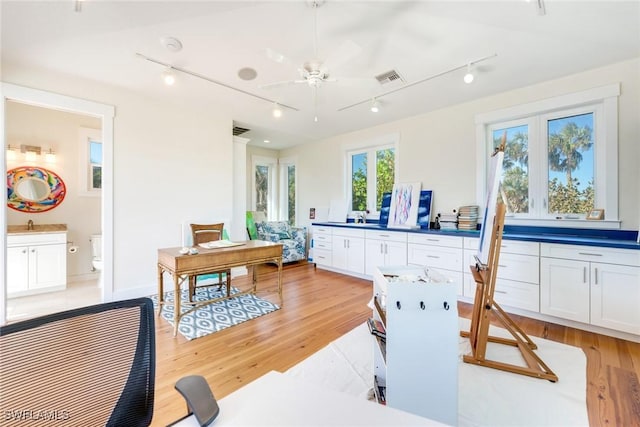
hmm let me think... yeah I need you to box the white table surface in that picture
[173,370,447,426]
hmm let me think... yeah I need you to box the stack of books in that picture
[438,211,459,230]
[457,205,480,230]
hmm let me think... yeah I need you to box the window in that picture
[347,142,396,216]
[279,157,297,225]
[252,155,297,224]
[477,84,619,225]
[78,127,102,196]
[252,156,277,220]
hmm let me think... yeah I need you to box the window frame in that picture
[251,155,278,221]
[475,84,620,228]
[345,133,399,219]
[279,156,297,225]
[78,127,102,197]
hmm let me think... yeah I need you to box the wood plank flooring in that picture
[153,263,640,427]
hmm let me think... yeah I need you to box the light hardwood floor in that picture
[153,263,640,427]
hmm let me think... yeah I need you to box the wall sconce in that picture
[44,148,57,163]
[6,144,18,161]
[21,144,41,161]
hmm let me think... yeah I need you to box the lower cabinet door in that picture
[591,263,640,334]
[540,257,590,323]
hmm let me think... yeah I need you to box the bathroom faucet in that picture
[27,219,34,230]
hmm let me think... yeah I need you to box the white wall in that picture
[2,64,235,298]
[283,58,640,231]
[6,102,102,280]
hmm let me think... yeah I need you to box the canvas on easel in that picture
[461,136,558,382]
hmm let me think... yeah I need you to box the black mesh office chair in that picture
[0,298,156,426]
[0,298,219,427]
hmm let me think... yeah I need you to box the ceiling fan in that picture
[260,1,364,120]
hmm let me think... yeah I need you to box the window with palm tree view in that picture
[493,110,596,218]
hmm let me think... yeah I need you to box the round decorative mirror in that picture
[7,166,66,213]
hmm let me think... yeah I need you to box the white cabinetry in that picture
[365,230,407,276]
[372,266,458,426]
[407,234,463,295]
[331,228,366,275]
[7,232,67,297]
[464,238,540,312]
[541,244,640,335]
[312,226,333,267]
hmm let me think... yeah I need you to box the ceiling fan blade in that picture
[265,47,298,68]
[259,80,301,89]
[322,39,362,72]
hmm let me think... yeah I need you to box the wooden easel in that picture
[461,202,558,382]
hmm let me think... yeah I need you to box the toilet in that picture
[90,234,103,271]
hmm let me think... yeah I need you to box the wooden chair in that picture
[188,223,231,303]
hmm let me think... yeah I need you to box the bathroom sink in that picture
[7,224,67,234]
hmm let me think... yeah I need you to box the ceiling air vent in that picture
[233,126,250,136]
[375,69,404,85]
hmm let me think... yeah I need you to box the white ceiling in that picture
[2,1,639,149]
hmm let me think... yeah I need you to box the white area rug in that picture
[285,318,588,427]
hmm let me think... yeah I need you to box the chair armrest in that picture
[174,375,219,427]
[291,227,307,243]
[261,232,281,243]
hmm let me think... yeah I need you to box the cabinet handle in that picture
[420,301,425,310]
[498,264,507,268]
[583,267,587,283]
[578,252,602,257]
[347,240,350,249]
[380,234,389,238]
[443,301,450,311]
[427,255,440,259]
[22,249,27,254]
[396,301,401,310]
[427,238,439,242]
[31,249,36,253]
[495,290,507,294]
[594,268,598,285]
[384,243,388,255]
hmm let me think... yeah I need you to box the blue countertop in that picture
[312,222,640,251]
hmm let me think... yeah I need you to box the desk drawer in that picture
[541,243,640,267]
[408,234,462,248]
[365,230,407,243]
[407,244,462,271]
[313,249,332,266]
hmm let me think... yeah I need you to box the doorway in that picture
[1,83,114,324]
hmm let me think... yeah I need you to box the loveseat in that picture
[254,220,307,263]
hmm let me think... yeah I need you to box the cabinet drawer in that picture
[7,232,67,246]
[332,227,366,238]
[464,274,539,312]
[496,253,539,283]
[407,234,462,248]
[313,249,332,266]
[407,244,461,271]
[365,230,407,243]
[313,233,332,244]
[500,240,539,256]
[464,237,479,250]
[313,226,333,234]
[313,240,332,250]
[541,243,640,267]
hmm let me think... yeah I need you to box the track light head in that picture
[463,63,474,84]
[272,103,283,118]
[162,67,176,86]
[370,99,380,113]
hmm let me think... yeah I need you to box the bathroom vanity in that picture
[7,224,67,298]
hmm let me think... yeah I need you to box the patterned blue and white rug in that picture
[150,286,280,341]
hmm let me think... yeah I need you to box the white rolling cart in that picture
[372,265,458,426]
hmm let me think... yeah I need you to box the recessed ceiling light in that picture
[264,140,270,144]
[238,67,258,81]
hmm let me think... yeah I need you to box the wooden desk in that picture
[157,240,283,336]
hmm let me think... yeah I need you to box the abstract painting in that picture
[388,182,421,229]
